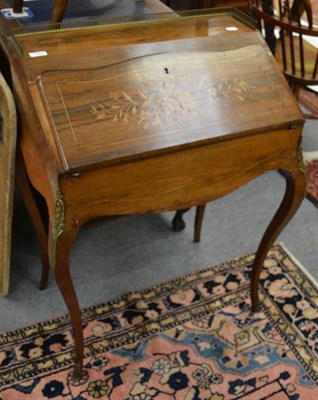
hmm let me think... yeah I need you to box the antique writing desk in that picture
[2,9,306,376]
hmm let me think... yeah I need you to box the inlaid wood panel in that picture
[38,41,302,171]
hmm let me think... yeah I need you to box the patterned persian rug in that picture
[304,152,318,208]
[1,244,318,399]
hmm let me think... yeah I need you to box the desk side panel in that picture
[10,67,60,215]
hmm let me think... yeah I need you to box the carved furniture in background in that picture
[250,0,318,116]
[1,9,306,377]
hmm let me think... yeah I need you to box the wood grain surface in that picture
[37,42,302,171]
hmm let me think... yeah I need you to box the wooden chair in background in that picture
[250,0,318,117]
[189,0,318,243]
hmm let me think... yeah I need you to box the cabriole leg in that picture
[49,191,83,378]
[251,161,306,311]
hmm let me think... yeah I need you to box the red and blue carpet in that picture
[0,244,317,399]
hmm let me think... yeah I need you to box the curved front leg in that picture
[251,161,306,311]
[48,191,83,378]
[54,229,83,378]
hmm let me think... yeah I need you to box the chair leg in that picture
[172,208,190,232]
[51,0,69,24]
[15,152,50,290]
[194,204,206,243]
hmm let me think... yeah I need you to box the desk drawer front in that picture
[61,127,301,225]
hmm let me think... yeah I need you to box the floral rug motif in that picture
[305,158,318,208]
[0,244,318,399]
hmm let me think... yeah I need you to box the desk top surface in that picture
[12,11,303,172]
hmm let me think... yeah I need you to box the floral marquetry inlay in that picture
[208,79,251,101]
[90,76,253,129]
[42,46,285,159]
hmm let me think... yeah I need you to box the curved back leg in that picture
[15,151,50,290]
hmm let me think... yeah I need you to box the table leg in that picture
[12,0,23,14]
[49,198,83,378]
[194,204,206,243]
[15,152,50,290]
[251,162,306,311]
